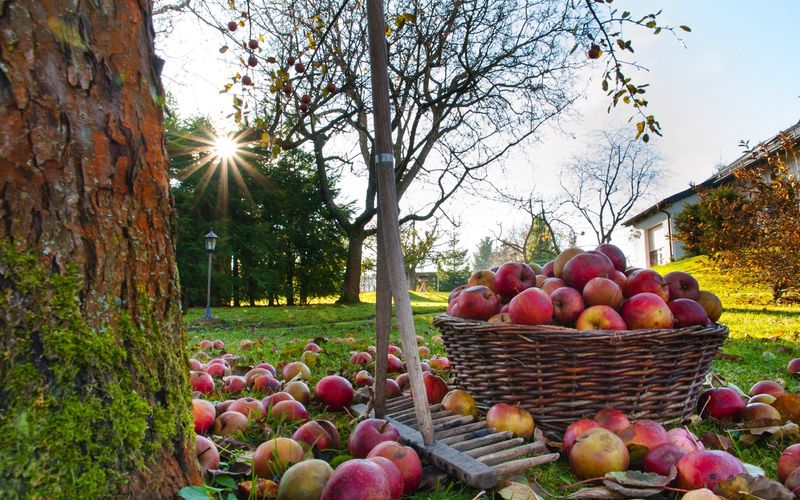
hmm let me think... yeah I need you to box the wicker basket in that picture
[433,315,729,439]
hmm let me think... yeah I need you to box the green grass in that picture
[187,260,800,498]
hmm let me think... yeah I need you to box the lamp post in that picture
[203,230,219,320]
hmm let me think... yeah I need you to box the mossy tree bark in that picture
[0,0,201,497]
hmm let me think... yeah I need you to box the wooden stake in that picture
[366,0,434,444]
[373,230,390,418]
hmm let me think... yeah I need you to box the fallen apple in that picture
[278,459,335,500]
[570,428,629,480]
[253,437,305,478]
[486,403,534,439]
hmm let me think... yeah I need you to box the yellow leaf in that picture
[305,31,317,50]
[385,23,392,37]
[261,132,269,146]
[258,34,264,42]
[635,121,645,138]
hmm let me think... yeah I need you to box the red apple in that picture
[321,459,392,500]
[221,375,247,394]
[251,374,281,394]
[422,371,448,404]
[387,354,404,373]
[350,351,373,366]
[551,286,586,326]
[541,277,566,295]
[676,450,745,490]
[429,356,450,371]
[214,399,235,416]
[610,270,627,288]
[255,362,277,377]
[292,419,341,452]
[228,397,264,419]
[582,277,623,308]
[668,428,704,455]
[617,420,670,466]
[192,399,216,434]
[575,305,627,331]
[213,410,248,435]
[448,285,467,305]
[467,270,497,292]
[282,361,312,381]
[595,408,631,435]
[205,362,229,379]
[595,243,627,272]
[748,380,786,398]
[315,375,354,410]
[367,456,404,500]
[619,292,673,329]
[190,371,215,394]
[789,359,800,376]
[664,271,700,301]
[394,374,409,392]
[742,402,782,427]
[486,403,534,438]
[569,428,629,480]
[778,444,800,482]
[668,299,709,327]
[623,269,670,301]
[644,442,687,476]
[189,358,203,371]
[367,441,423,494]
[542,260,555,277]
[195,435,220,475]
[244,367,272,384]
[347,418,400,458]
[304,342,322,352]
[355,370,374,387]
[385,379,402,399]
[263,391,294,412]
[494,261,537,300]
[562,251,615,292]
[454,285,502,320]
[253,437,305,478]
[388,345,402,358]
[698,388,745,421]
[199,339,213,350]
[562,419,601,456]
[508,287,553,325]
[285,380,311,404]
[696,291,723,322]
[271,400,308,422]
[212,339,224,350]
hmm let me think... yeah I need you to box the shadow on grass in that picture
[724,307,800,317]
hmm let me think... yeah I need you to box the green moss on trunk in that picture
[0,245,195,497]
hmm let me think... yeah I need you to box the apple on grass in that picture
[698,388,745,421]
[214,410,248,435]
[387,354,405,373]
[304,342,322,353]
[347,418,400,458]
[282,361,312,381]
[569,428,629,480]
[367,456,404,500]
[285,380,311,404]
[643,443,686,476]
[192,399,215,434]
[278,459,335,500]
[292,420,341,452]
[195,435,220,475]
[355,370,374,387]
[617,420,670,467]
[367,441,423,494]
[429,356,450,371]
[322,459,393,500]
[676,450,745,490]
[271,400,308,422]
[562,419,601,455]
[221,375,247,394]
[253,437,305,478]
[263,391,294,413]
[748,380,786,398]
[251,374,281,394]
[486,403,534,438]
[315,375,354,410]
[228,397,264,419]
[778,443,800,482]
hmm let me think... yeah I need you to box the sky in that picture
[156,0,800,268]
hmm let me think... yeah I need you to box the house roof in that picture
[622,119,800,227]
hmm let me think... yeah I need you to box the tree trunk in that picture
[338,231,365,303]
[0,1,201,497]
[232,255,240,307]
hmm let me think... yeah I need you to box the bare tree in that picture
[492,195,577,263]
[560,129,662,244]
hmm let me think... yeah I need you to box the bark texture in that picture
[0,0,201,496]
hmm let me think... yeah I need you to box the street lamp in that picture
[204,230,219,320]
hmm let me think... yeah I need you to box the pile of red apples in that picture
[447,243,723,331]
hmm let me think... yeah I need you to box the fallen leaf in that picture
[568,486,625,499]
[700,432,735,454]
[237,479,279,499]
[714,473,792,499]
[497,480,542,500]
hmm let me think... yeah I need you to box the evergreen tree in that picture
[436,232,471,291]
[473,237,494,271]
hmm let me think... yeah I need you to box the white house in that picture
[623,120,800,268]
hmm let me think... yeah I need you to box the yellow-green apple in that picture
[351,351,373,366]
[222,375,247,394]
[664,271,700,300]
[668,428,704,455]
[576,305,627,331]
[454,285,502,320]
[263,391,294,413]
[315,375,354,410]
[562,419,601,455]
[292,419,341,452]
[569,428,629,479]
[367,441,423,494]
[698,388,745,421]
[251,374,281,394]
[623,269,670,301]
[494,261,537,300]
[301,351,319,367]
[742,402,782,428]
[554,248,584,278]
[789,358,800,376]
[278,459,335,500]
[508,288,553,325]
[619,293,673,329]
[542,260,555,277]
[696,291,723,322]
[541,277,566,295]
[748,380,786,398]
[285,381,311,404]
[617,420,670,467]
[271,400,308,422]
[486,403,534,438]
[442,389,478,417]
[582,277,623,308]
[195,435,220,475]
[347,418,400,458]
[429,356,451,371]
[676,450,745,490]
[563,251,615,292]
[595,408,631,434]
[644,443,687,476]
[229,397,264,418]
[778,444,800,482]
[387,354,404,373]
[367,456,404,500]
[422,371,448,404]
[385,379,402,399]
[321,459,392,500]
[668,299,709,327]
[467,270,497,292]
[487,312,512,323]
[551,286,585,326]
[748,393,776,404]
[595,243,627,272]
[355,370,374,387]
[192,399,216,433]
[529,262,543,274]
[190,371,215,394]
[213,410,248,435]
[283,361,312,381]
[304,342,322,352]
[253,437,305,478]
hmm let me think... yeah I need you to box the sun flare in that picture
[213,136,239,159]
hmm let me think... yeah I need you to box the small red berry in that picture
[248,55,258,67]
[299,103,309,113]
[248,39,259,50]
[242,75,253,86]
[227,21,238,32]
[294,62,305,73]
[326,82,336,93]
[301,94,312,104]
[282,84,293,95]
[287,56,296,66]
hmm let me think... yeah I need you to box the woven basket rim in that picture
[433,314,729,339]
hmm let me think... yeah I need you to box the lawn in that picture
[186,258,800,498]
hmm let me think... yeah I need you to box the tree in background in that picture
[473,237,495,271]
[673,187,743,257]
[401,220,442,290]
[435,231,471,292]
[560,129,662,244]
[492,196,577,264]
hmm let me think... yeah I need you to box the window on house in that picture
[647,222,667,266]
